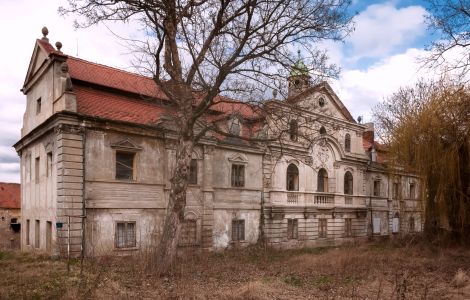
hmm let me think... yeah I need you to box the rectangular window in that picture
[46,221,52,252]
[393,183,399,199]
[345,218,352,237]
[115,222,136,248]
[409,217,415,232]
[26,219,30,245]
[373,218,381,234]
[188,159,198,184]
[115,151,135,180]
[36,97,42,115]
[47,152,52,177]
[373,180,380,197]
[287,219,298,240]
[409,183,415,199]
[232,219,245,241]
[179,220,197,246]
[35,220,40,248]
[231,164,245,187]
[35,157,40,183]
[319,219,327,238]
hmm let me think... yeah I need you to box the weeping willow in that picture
[374,81,470,240]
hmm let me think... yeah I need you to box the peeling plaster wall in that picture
[213,209,259,250]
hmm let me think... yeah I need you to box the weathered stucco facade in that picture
[15,29,423,257]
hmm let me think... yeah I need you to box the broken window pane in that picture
[116,151,135,180]
[231,164,245,187]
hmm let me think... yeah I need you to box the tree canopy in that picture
[374,80,470,240]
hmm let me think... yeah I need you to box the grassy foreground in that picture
[1,239,470,299]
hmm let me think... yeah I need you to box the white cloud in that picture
[0,0,138,183]
[347,3,427,61]
[331,47,434,122]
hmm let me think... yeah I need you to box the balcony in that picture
[270,191,367,207]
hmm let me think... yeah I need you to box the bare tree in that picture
[60,0,353,274]
[424,0,470,79]
[373,80,470,240]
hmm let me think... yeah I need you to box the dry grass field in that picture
[1,238,470,299]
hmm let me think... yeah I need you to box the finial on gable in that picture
[55,41,62,52]
[41,27,49,41]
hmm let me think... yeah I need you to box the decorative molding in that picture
[54,124,83,135]
[344,166,354,173]
[228,153,248,164]
[110,138,142,151]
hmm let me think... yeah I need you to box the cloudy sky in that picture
[0,0,443,183]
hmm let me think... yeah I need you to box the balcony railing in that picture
[314,193,334,204]
[270,191,367,207]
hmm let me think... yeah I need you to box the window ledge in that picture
[114,247,139,251]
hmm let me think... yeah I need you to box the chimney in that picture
[363,122,374,145]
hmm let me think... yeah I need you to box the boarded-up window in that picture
[373,180,380,197]
[231,164,245,187]
[287,219,298,239]
[373,218,381,234]
[179,220,197,246]
[345,218,352,237]
[26,219,30,245]
[232,219,245,241]
[188,159,198,184]
[115,222,136,248]
[35,220,40,248]
[345,134,351,152]
[116,151,135,180]
[319,219,327,238]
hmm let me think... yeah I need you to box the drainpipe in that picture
[80,121,87,265]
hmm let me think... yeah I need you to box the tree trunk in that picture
[156,136,193,275]
[155,79,194,275]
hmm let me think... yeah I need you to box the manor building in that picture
[14,29,422,257]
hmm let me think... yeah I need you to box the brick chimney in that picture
[363,122,374,145]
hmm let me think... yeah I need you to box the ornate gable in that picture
[289,81,355,123]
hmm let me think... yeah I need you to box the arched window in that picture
[345,133,351,153]
[320,126,326,135]
[317,168,328,192]
[344,171,353,195]
[289,120,298,141]
[286,164,299,191]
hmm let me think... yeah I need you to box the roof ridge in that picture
[68,56,153,81]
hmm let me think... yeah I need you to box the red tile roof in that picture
[33,38,262,134]
[67,57,168,100]
[75,85,167,126]
[0,183,20,209]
